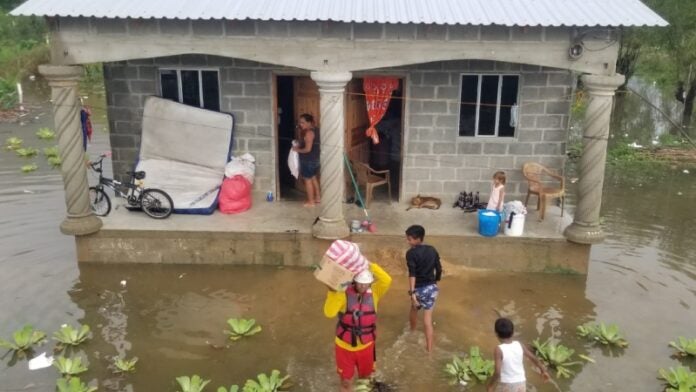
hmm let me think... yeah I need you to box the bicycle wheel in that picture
[140,188,173,219]
[88,187,111,216]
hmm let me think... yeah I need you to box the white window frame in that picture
[158,67,221,110]
[458,73,520,137]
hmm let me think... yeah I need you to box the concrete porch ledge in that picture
[76,197,589,273]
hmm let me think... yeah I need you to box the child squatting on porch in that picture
[487,318,550,392]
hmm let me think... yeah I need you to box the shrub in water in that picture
[532,339,584,379]
[576,322,628,348]
[658,366,696,391]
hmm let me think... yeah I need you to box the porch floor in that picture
[78,195,589,273]
[99,196,571,238]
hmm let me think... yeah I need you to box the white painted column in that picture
[564,74,625,244]
[39,65,102,236]
[310,71,352,239]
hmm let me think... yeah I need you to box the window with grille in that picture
[159,69,220,111]
[459,74,519,137]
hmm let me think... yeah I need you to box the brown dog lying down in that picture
[406,195,442,211]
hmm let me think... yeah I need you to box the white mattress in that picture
[135,96,234,214]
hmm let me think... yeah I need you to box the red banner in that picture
[363,77,399,145]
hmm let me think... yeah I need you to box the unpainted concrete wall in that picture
[104,56,572,200]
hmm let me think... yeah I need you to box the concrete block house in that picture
[13,0,666,245]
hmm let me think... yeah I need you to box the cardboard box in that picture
[314,254,355,291]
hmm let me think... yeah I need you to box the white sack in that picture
[225,153,256,184]
[288,146,299,180]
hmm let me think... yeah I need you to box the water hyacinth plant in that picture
[241,370,291,392]
[36,127,56,140]
[444,346,494,385]
[532,339,584,379]
[47,155,62,168]
[43,145,59,158]
[176,375,211,392]
[658,366,696,392]
[21,163,38,173]
[112,356,138,374]
[225,318,262,341]
[669,337,696,358]
[53,324,91,348]
[53,356,89,378]
[15,147,38,158]
[576,322,629,348]
[56,377,97,392]
[4,136,23,150]
[0,324,46,353]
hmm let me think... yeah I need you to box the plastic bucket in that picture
[478,209,501,237]
[504,212,525,236]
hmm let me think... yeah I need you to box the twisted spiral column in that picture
[39,65,102,236]
[311,71,352,239]
[564,74,625,244]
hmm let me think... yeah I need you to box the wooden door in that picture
[345,79,370,163]
[292,77,320,192]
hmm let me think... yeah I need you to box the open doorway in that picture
[345,78,403,204]
[275,75,320,201]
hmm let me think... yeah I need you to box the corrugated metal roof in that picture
[10,0,668,27]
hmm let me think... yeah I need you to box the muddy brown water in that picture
[1,87,695,391]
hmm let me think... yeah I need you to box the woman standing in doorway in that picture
[293,113,321,207]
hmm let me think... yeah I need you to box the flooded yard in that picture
[1,86,695,391]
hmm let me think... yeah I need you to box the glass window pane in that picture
[201,71,220,111]
[181,70,201,107]
[478,75,499,136]
[499,75,519,137]
[459,75,478,137]
[160,70,179,102]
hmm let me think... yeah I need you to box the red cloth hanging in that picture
[363,77,399,145]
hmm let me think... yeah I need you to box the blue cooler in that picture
[478,209,502,237]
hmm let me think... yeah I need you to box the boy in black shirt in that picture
[405,225,442,353]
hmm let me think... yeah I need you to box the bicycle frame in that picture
[90,156,142,204]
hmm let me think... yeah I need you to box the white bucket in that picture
[504,212,525,236]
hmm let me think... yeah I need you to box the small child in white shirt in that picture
[487,318,549,392]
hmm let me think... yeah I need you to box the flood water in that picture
[1,83,695,392]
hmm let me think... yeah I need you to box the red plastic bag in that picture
[219,175,252,214]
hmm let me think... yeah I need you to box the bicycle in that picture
[88,152,174,219]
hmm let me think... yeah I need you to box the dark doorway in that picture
[276,76,295,199]
[370,80,403,201]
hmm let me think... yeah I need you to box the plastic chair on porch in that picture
[522,162,565,221]
[350,160,391,208]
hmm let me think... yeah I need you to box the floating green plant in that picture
[217,387,240,392]
[0,324,46,353]
[113,356,138,374]
[444,346,494,385]
[36,127,56,140]
[15,147,38,158]
[669,337,696,358]
[56,377,97,392]
[576,322,629,348]
[532,339,584,379]
[43,145,59,158]
[53,324,91,348]
[176,375,211,392]
[47,155,62,168]
[54,356,89,378]
[658,366,696,392]
[21,163,38,173]
[4,137,23,150]
[241,370,291,392]
[224,318,262,341]
[353,379,374,392]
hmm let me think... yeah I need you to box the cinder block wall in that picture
[395,61,574,202]
[104,56,573,202]
[103,55,290,192]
